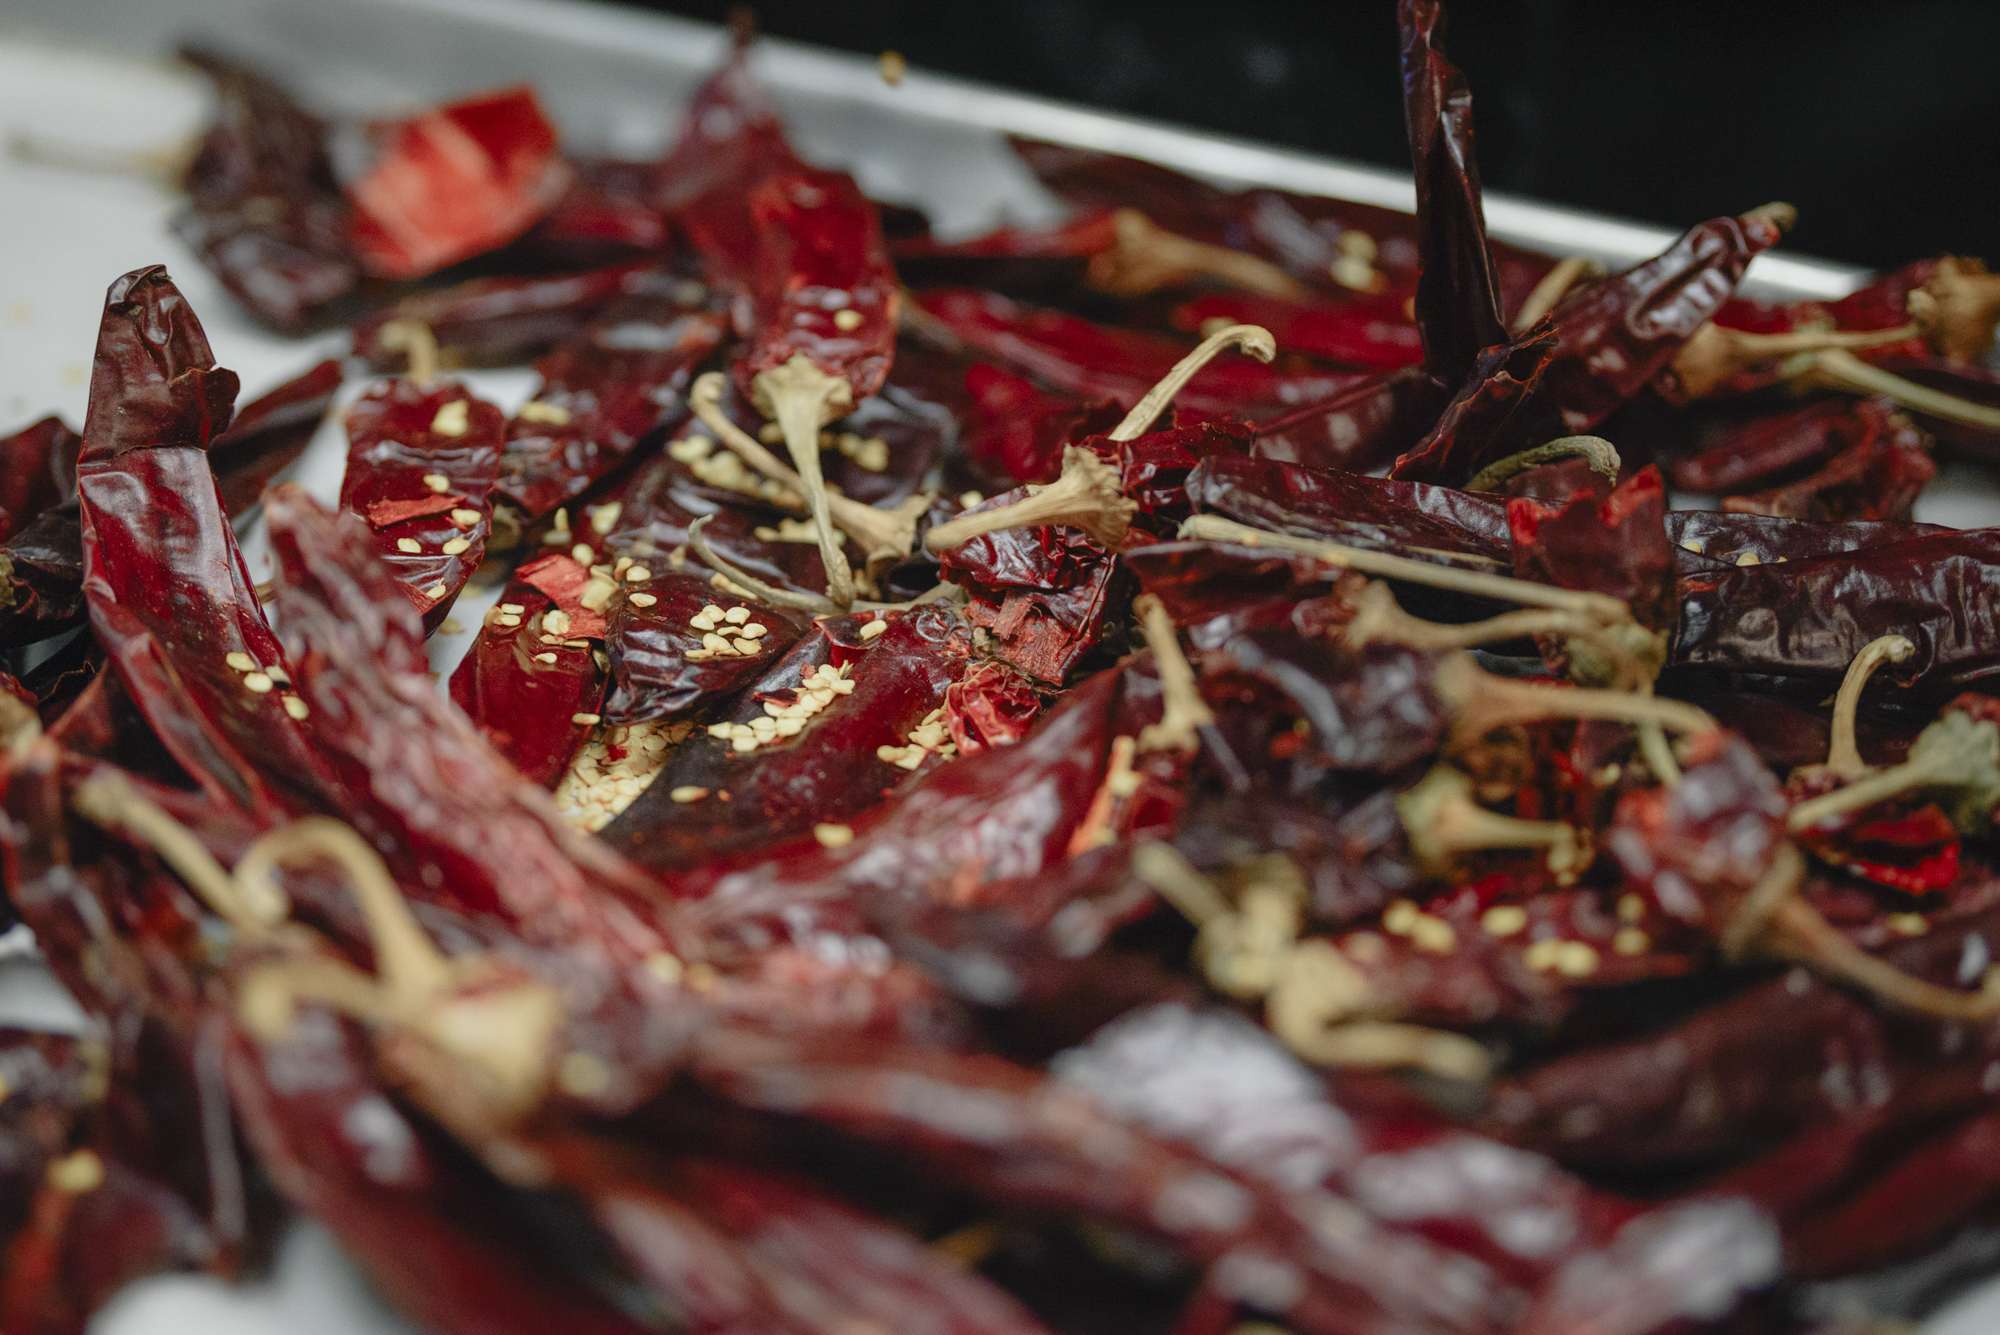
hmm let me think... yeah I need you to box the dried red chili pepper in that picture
[345,85,572,281]
[1246,365,1444,476]
[338,355,505,632]
[0,416,77,544]
[941,659,1043,756]
[516,154,673,267]
[0,508,86,651]
[598,568,813,725]
[447,554,609,787]
[207,358,342,517]
[173,48,357,331]
[1399,0,1507,389]
[496,291,729,518]
[1719,405,1935,523]
[1670,395,1897,495]
[1174,292,1426,372]
[1509,466,1676,634]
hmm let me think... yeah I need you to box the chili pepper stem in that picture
[1269,941,1490,1082]
[1822,634,1916,778]
[750,355,859,608]
[1109,322,1276,442]
[1343,580,1654,692]
[1131,841,1234,924]
[924,446,1136,551]
[1671,322,1923,402]
[1397,766,1590,882]
[1910,257,2000,365]
[1788,348,2000,431]
[1510,256,1606,332]
[375,318,440,388]
[1180,513,1632,622]
[1463,435,1621,494]
[0,690,40,759]
[73,772,285,931]
[686,514,836,613]
[1788,708,2000,835]
[1089,209,1306,301]
[691,372,928,573]
[1432,652,1717,749]
[1133,593,1217,753]
[1757,876,2000,1022]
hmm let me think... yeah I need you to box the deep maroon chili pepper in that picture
[173,48,358,332]
[338,372,505,632]
[1399,0,1507,389]
[1247,365,1444,476]
[1857,351,2000,459]
[656,34,806,259]
[0,508,87,651]
[0,416,77,544]
[1509,467,1676,633]
[351,259,684,371]
[447,556,609,787]
[515,154,673,267]
[1669,395,1900,495]
[1187,451,1511,564]
[206,358,342,517]
[344,85,572,281]
[74,267,330,821]
[495,293,729,518]
[960,362,1111,488]
[598,568,814,725]
[942,659,1044,756]
[1719,406,1934,523]
[1388,327,1563,486]
[1174,292,1426,372]
[914,288,1368,423]
[602,607,972,873]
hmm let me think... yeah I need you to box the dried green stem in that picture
[687,514,837,613]
[1431,653,1717,749]
[1789,348,2000,431]
[1788,708,2000,835]
[1396,766,1589,882]
[1464,435,1621,494]
[73,773,284,932]
[1090,209,1305,301]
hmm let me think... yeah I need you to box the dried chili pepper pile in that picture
[7,6,2000,1333]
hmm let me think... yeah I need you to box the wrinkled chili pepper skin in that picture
[1174,292,1426,373]
[604,608,970,873]
[1672,526,2000,689]
[516,154,673,267]
[447,559,607,787]
[1388,328,1562,485]
[497,295,729,518]
[942,659,1043,756]
[1669,395,1902,495]
[0,508,87,650]
[0,417,78,544]
[75,267,330,821]
[1720,406,1934,523]
[345,84,573,281]
[1608,731,1787,936]
[1188,452,1510,563]
[914,288,1369,422]
[207,359,342,517]
[1510,467,1676,631]
[735,169,900,404]
[1249,366,1445,476]
[173,49,358,332]
[1399,0,1507,389]
[351,259,684,371]
[1864,353,2000,458]
[599,569,813,726]
[339,378,504,631]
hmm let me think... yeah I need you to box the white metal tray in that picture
[1,2,1997,1330]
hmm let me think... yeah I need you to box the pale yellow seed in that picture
[225,651,258,671]
[242,672,274,694]
[545,610,572,636]
[626,592,657,608]
[671,786,709,803]
[571,543,596,566]
[877,744,905,763]
[1617,893,1646,923]
[1680,539,1703,553]
[572,712,601,725]
[723,606,749,624]
[441,617,464,634]
[1524,938,1564,973]
[425,582,447,599]
[591,502,622,535]
[1613,928,1650,956]
[282,697,310,720]
[1888,913,1930,937]
[430,400,470,436]
[731,735,758,753]
[626,566,652,583]
[732,639,759,655]
[860,620,888,640]
[518,400,573,426]
[833,308,865,331]
[1735,551,1761,567]
[701,632,732,653]
[47,1149,104,1195]
[1481,905,1528,937]
[1555,941,1600,978]
[814,822,855,848]
[557,1051,610,1098]
[960,491,984,508]
[686,962,718,991]
[775,717,805,736]
[738,622,768,639]
[499,603,525,614]
[266,667,290,685]
[1409,915,1456,955]
[645,952,684,985]
[1382,900,1418,935]
[396,537,422,553]
[440,537,470,556]
[423,472,451,493]
[534,652,558,664]
[450,508,481,527]
[552,508,571,532]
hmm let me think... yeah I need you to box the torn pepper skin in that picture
[496,294,729,518]
[1399,0,1508,389]
[1509,466,1677,632]
[74,266,330,822]
[345,85,573,281]
[599,568,814,726]
[0,416,78,544]
[207,358,342,518]
[173,48,358,332]
[447,558,608,788]
[339,378,504,633]
[603,607,971,874]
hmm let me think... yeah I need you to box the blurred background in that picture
[622,0,2000,271]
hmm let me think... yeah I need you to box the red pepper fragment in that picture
[207,358,342,517]
[346,85,572,280]
[448,565,608,788]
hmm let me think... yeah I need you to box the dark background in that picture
[619,0,2000,272]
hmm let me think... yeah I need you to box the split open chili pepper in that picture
[597,567,814,726]
[337,329,505,632]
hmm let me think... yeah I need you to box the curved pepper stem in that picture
[1509,255,1605,332]
[1822,633,1916,779]
[1788,707,2000,836]
[1089,209,1305,302]
[750,355,858,608]
[1909,256,2000,365]
[925,446,1135,552]
[1463,435,1621,494]
[1133,593,1216,753]
[375,318,441,388]
[1268,941,1491,1082]
[1670,321,1921,402]
[1788,347,2000,432]
[74,772,286,932]
[1109,322,1276,442]
[1396,766,1591,883]
[1431,652,1717,752]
